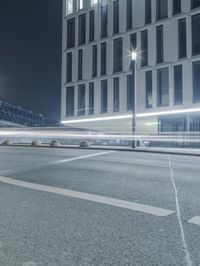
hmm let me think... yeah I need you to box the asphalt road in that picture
[0,146,200,266]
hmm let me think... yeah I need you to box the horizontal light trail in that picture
[61,107,200,125]
[188,216,200,226]
[0,176,175,217]
[0,130,200,143]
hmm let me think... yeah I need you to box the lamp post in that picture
[131,51,137,149]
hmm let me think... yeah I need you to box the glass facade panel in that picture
[101,80,108,113]
[157,67,169,106]
[156,25,164,63]
[113,77,120,112]
[113,38,123,73]
[78,14,86,45]
[66,86,74,116]
[78,84,85,116]
[156,0,168,20]
[192,14,200,56]
[66,52,72,83]
[174,65,183,105]
[101,5,108,38]
[145,0,152,24]
[141,30,148,67]
[127,0,132,30]
[89,82,94,115]
[178,18,187,58]
[67,18,75,49]
[146,71,152,108]
[101,42,107,76]
[113,0,119,35]
[193,61,200,103]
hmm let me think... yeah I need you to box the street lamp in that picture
[131,51,137,149]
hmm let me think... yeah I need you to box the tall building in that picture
[61,0,200,134]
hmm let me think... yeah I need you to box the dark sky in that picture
[0,0,62,119]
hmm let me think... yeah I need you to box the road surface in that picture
[0,146,200,266]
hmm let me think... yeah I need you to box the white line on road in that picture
[168,156,192,266]
[0,175,175,217]
[52,151,114,164]
[188,216,200,226]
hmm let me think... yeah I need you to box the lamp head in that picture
[132,51,137,61]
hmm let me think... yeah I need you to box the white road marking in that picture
[0,175,175,217]
[168,156,192,266]
[52,151,114,164]
[0,151,113,175]
[188,216,200,226]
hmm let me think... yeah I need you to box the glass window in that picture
[156,25,164,63]
[174,65,183,105]
[173,0,181,15]
[66,52,72,83]
[141,30,148,67]
[113,0,119,35]
[66,86,74,116]
[146,71,152,108]
[127,74,134,111]
[66,0,74,15]
[89,83,94,115]
[78,49,83,80]
[78,14,86,45]
[113,77,120,112]
[101,80,108,113]
[127,0,132,30]
[101,5,108,38]
[113,38,123,73]
[178,18,187,58]
[78,84,85,116]
[192,14,200,56]
[192,0,200,9]
[101,42,107,76]
[193,61,200,103]
[89,10,95,42]
[157,67,169,106]
[92,45,98,77]
[67,18,75,49]
[156,0,168,20]
[130,33,137,52]
[91,0,98,6]
[145,0,152,24]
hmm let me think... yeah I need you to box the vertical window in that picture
[78,14,86,45]
[141,30,148,67]
[113,0,119,34]
[156,0,168,20]
[145,0,152,24]
[157,67,169,106]
[127,0,132,30]
[193,61,200,103]
[67,18,75,48]
[92,45,98,77]
[66,52,72,83]
[192,14,200,56]
[79,0,83,9]
[156,25,164,63]
[78,49,83,80]
[192,0,200,9]
[101,5,108,38]
[89,10,95,42]
[178,18,187,58]
[130,33,137,51]
[113,38,123,73]
[101,80,108,113]
[66,0,73,15]
[113,77,120,112]
[78,84,85,116]
[127,74,134,111]
[101,42,107,75]
[91,0,98,6]
[174,65,183,105]
[89,82,94,115]
[146,71,153,108]
[66,86,74,116]
[173,0,181,15]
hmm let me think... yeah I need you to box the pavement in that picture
[0,146,200,266]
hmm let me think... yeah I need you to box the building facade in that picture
[61,0,200,134]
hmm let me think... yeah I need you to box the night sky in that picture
[0,0,62,119]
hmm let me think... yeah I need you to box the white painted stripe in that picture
[0,176,174,217]
[168,156,192,266]
[52,151,114,164]
[188,216,200,226]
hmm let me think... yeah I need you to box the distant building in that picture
[61,0,200,134]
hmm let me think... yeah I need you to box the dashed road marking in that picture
[188,216,200,226]
[0,175,175,217]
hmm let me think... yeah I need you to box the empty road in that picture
[0,146,200,266]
